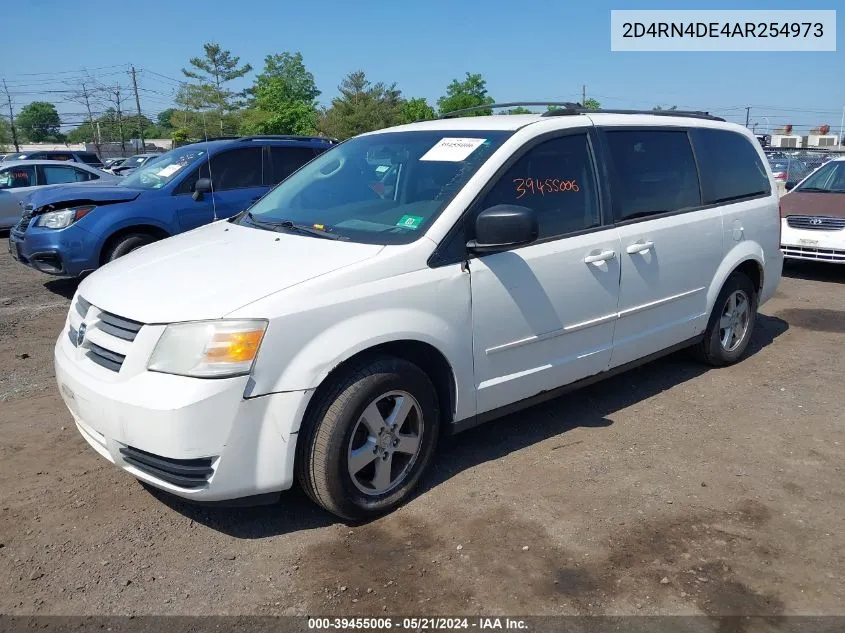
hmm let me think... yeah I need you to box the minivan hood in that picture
[26,184,141,209]
[780,191,845,218]
[78,222,385,323]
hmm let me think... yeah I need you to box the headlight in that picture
[148,319,268,378]
[35,205,95,229]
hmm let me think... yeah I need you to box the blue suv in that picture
[8,135,335,277]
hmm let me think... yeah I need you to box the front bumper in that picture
[8,224,97,277]
[54,315,313,502]
[781,218,845,264]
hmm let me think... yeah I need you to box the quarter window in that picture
[605,130,701,221]
[690,128,771,203]
[479,134,600,240]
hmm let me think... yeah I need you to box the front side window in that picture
[0,165,36,189]
[690,128,770,203]
[795,160,845,193]
[478,134,600,239]
[208,148,263,190]
[605,129,701,221]
[236,130,513,245]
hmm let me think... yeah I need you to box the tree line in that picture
[7,41,684,151]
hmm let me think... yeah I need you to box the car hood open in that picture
[25,184,142,209]
[77,221,385,323]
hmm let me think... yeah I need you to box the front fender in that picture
[242,265,475,428]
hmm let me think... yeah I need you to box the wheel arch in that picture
[98,224,171,265]
[707,242,765,313]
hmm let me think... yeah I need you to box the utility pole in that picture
[582,85,587,108]
[745,107,751,128]
[79,83,100,156]
[107,85,126,154]
[2,79,20,152]
[129,65,145,152]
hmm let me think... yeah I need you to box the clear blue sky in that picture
[3,0,843,134]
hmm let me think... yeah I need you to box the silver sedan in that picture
[0,160,120,230]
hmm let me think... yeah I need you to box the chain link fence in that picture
[764,147,845,193]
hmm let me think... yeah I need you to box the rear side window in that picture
[690,129,771,203]
[76,152,103,166]
[210,148,263,190]
[269,147,318,185]
[604,129,701,222]
[42,165,82,184]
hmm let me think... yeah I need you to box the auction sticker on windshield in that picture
[156,164,182,178]
[420,138,486,162]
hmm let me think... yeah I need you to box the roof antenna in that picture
[199,108,217,222]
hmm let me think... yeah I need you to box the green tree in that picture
[239,52,320,136]
[583,98,601,111]
[16,101,62,142]
[247,52,320,104]
[653,105,678,111]
[156,108,177,129]
[318,71,404,140]
[437,73,494,116]
[0,117,11,150]
[402,97,436,123]
[182,42,253,135]
[506,106,533,115]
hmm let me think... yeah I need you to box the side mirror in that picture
[193,178,212,201]
[784,182,795,192]
[467,205,538,254]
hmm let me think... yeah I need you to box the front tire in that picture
[296,357,440,521]
[693,271,758,366]
[105,233,157,262]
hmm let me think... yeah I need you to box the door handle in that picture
[583,250,617,264]
[626,240,654,255]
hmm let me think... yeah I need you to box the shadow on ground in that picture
[150,315,789,538]
[783,260,845,285]
[43,278,79,300]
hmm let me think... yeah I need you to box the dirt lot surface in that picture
[0,244,844,617]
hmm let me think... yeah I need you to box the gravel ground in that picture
[0,242,843,617]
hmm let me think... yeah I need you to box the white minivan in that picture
[54,107,783,520]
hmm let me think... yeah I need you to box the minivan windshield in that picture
[120,147,205,190]
[234,130,513,244]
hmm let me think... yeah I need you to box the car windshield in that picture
[234,130,513,244]
[120,147,205,190]
[795,161,845,193]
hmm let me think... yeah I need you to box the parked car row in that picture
[1,150,104,168]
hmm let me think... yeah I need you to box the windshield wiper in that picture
[245,212,345,240]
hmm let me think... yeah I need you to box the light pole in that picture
[839,106,844,149]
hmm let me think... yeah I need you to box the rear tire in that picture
[105,233,157,262]
[693,272,758,367]
[296,356,440,521]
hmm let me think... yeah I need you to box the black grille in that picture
[119,446,214,489]
[98,310,143,342]
[86,342,125,372]
[786,216,845,231]
[16,204,35,232]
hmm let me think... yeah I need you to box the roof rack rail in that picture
[542,107,725,121]
[235,134,339,143]
[439,101,581,119]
